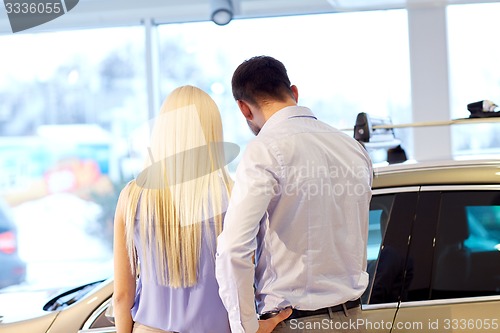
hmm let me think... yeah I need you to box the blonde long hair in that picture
[124,85,232,288]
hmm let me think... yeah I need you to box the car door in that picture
[393,186,500,332]
[360,187,419,332]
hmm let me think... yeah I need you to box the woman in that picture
[113,85,233,333]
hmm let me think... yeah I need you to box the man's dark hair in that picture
[231,56,294,106]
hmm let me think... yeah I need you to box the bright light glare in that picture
[68,69,79,85]
[210,82,225,95]
[86,296,98,305]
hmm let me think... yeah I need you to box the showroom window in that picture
[0,8,410,315]
[0,26,147,312]
[158,10,411,167]
[447,3,500,156]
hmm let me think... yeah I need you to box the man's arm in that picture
[216,141,278,333]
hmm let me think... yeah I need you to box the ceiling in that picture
[0,0,499,34]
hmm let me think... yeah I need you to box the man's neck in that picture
[261,100,297,123]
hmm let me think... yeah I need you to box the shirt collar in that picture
[259,106,316,134]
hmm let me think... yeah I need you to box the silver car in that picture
[1,159,500,333]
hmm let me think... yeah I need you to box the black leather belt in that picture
[259,299,360,321]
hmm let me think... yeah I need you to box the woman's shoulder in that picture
[121,179,139,195]
[116,180,141,207]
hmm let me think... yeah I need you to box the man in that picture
[216,56,373,333]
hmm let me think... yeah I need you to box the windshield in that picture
[43,280,104,311]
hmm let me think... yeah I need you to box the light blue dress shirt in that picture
[216,106,373,333]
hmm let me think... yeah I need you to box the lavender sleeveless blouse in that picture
[131,199,231,333]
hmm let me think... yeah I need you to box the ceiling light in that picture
[210,0,233,26]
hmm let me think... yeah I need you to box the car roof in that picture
[372,158,500,189]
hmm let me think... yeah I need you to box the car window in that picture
[432,191,500,300]
[464,206,500,252]
[44,280,104,311]
[367,209,387,262]
[363,191,418,305]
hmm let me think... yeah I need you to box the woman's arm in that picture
[113,187,136,333]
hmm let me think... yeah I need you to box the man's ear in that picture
[291,85,299,103]
[237,100,253,120]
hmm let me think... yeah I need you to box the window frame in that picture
[363,186,419,309]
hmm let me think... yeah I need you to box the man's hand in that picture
[256,308,293,333]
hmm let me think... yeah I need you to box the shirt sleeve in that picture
[215,140,279,333]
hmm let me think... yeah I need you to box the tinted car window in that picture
[432,191,500,300]
[364,191,418,305]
